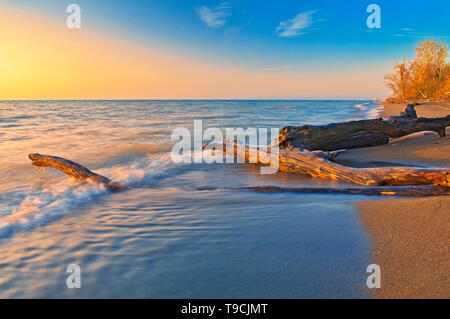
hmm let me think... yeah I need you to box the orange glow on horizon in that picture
[0,4,388,100]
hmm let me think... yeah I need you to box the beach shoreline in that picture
[352,101,450,298]
[379,101,450,119]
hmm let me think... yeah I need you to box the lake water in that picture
[0,100,382,298]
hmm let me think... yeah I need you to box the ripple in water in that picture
[0,100,377,298]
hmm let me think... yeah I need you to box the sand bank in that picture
[335,130,450,168]
[380,102,450,119]
[353,102,449,298]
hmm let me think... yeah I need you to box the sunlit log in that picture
[28,153,126,191]
[217,140,450,187]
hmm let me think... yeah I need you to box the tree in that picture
[384,59,414,101]
[440,71,450,99]
[385,40,450,102]
[411,40,448,99]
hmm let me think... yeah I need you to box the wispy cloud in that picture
[262,66,290,72]
[393,28,449,40]
[196,2,232,29]
[275,10,317,37]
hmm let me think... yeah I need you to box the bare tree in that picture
[384,59,413,101]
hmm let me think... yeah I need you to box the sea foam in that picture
[0,153,178,240]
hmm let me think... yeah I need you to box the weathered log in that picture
[230,185,450,197]
[399,103,417,119]
[29,141,450,198]
[278,105,449,151]
[28,153,126,191]
[217,140,450,187]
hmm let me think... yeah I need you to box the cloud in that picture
[392,28,449,40]
[262,67,282,72]
[275,10,317,37]
[196,3,232,29]
[262,66,290,72]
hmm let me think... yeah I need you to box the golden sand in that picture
[354,102,450,298]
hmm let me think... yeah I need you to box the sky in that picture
[0,0,449,100]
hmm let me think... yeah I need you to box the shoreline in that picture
[379,101,450,119]
[352,101,450,298]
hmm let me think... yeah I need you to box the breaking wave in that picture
[354,101,383,119]
[0,152,179,240]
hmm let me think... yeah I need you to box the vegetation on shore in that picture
[385,40,450,103]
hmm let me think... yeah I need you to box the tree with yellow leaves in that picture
[385,40,449,102]
[384,59,414,101]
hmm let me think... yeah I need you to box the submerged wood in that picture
[278,105,450,151]
[28,153,126,191]
[217,140,450,187]
[230,185,450,197]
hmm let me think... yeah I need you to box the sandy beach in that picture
[349,102,449,298]
[379,102,450,119]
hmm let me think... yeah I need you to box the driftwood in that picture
[396,103,417,119]
[29,132,450,197]
[29,146,450,196]
[28,153,126,191]
[216,140,450,188]
[278,104,449,151]
[229,186,450,197]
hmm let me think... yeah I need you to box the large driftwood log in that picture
[28,153,126,191]
[217,140,450,187]
[278,104,450,151]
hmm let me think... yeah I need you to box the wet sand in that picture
[350,102,450,298]
[358,197,449,298]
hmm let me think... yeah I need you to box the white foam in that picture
[354,103,367,111]
[368,106,384,119]
[0,179,107,238]
[0,153,180,240]
[354,101,383,119]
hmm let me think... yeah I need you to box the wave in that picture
[354,103,367,111]
[368,106,384,119]
[98,152,177,185]
[109,142,173,158]
[0,179,108,239]
[354,101,383,119]
[0,152,180,240]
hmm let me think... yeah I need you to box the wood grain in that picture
[220,140,450,188]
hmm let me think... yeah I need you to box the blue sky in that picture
[9,0,449,68]
[3,0,450,99]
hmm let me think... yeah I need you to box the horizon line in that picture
[0,98,382,102]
